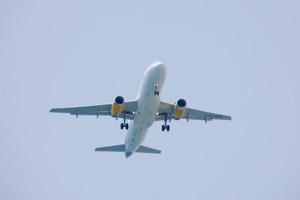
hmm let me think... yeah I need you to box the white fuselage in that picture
[125,62,166,156]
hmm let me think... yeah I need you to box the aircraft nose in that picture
[125,152,132,158]
[152,61,166,74]
[152,60,163,66]
[148,61,166,74]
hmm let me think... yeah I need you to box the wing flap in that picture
[157,101,232,122]
[187,108,232,121]
[50,100,137,119]
[50,104,111,114]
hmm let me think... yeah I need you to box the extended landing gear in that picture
[161,124,170,132]
[154,82,160,96]
[120,123,129,130]
[161,114,170,132]
[120,114,129,130]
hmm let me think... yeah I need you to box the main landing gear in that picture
[120,114,129,130]
[120,123,129,130]
[161,124,170,132]
[161,114,170,132]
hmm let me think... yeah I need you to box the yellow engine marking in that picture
[174,106,186,120]
[111,103,124,117]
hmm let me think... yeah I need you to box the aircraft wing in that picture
[50,101,137,120]
[156,101,232,122]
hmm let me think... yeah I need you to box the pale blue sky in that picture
[1,0,300,200]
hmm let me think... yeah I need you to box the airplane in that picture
[50,61,232,158]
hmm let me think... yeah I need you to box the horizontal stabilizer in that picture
[95,144,125,152]
[136,145,161,154]
[94,144,161,154]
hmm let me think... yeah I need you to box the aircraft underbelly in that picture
[125,87,160,153]
[125,63,165,153]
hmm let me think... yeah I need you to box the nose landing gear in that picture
[154,82,160,96]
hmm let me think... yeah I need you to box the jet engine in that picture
[173,99,187,120]
[111,96,125,117]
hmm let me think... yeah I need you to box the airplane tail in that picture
[95,144,161,154]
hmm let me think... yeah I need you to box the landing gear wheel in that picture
[120,123,124,130]
[125,123,129,130]
[162,113,171,132]
[166,125,170,132]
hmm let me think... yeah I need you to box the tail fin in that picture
[94,144,161,154]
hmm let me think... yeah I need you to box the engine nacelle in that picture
[173,99,187,120]
[111,96,124,117]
